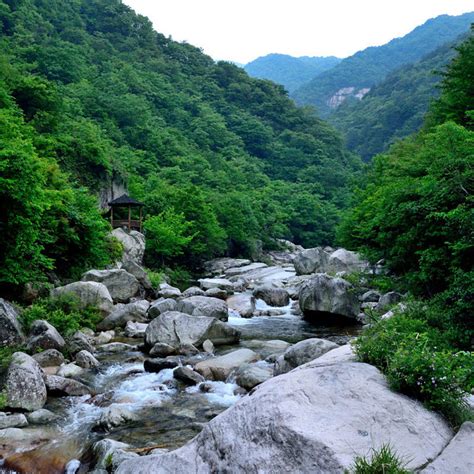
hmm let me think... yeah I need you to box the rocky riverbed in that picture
[0,234,471,473]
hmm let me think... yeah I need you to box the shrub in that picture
[0,345,24,369]
[349,444,410,474]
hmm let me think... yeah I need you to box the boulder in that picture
[198,278,234,292]
[116,363,451,474]
[144,357,180,373]
[0,413,28,429]
[227,294,256,318]
[148,298,177,319]
[302,344,356,367]
[32,349,65,368]
[327,248,368,274]
[225,262,268,278]
[145,311,240,350]
[26,409,58,425]
[204,288,228,300]
[195,348,259,381]
[51,282,113,316]
[377,291,403,311]
[182,286,205,298]
[274,338,339,375]
[149,343,176,358]
[121,260,152,290]
[97,300,149,330]
[244,339,291,358]
[96,404,138,432]
[111,228,145,264]
[0,299,25,346]
[82,269,140,303]
[202,339,214,354]
[157,283,182,299]
[97,342,135,353]
[293,247,330,275]
[299,273,360,321]
[57,363,83,378]
[124,321,148,338]
[204,258,251,275]
[75,350,100,369]
[68,331,95,355]
[360,290,381,303]
[5,352,47,411]
[26,320,65,353]
[235,364,273,390]
[253,287,290,307]
[422,422,474,473]
[177,296,229,321]
[45,375,90,396]
[174,366,205,386]
[93,438,132,470]
[94,330,115,345]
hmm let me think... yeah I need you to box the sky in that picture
[123,1,474,64]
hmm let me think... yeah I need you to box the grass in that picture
[349,444,411,474]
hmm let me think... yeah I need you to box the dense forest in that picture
[0,0,362,293]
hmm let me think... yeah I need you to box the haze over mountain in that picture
[244,54,341,93]
[292,12,474,117]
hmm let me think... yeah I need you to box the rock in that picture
[148,298,177,318]
[97,405,138,431]
[299,273,360,321]
[45,375,90,396]
[94,330,115,345]
[97,342,135,353]
[68,331,95,354]
[116,363,452,474]
[198,278,234,292]
[421,422,474,473]
[274,355,293,375]
[177,296,229,321]
[253,286,290,307]
[65,459,81,474]
[0,299,25,346]
[0,413,28,429]
[51,281,113,316]
[204,258,251,275]
[82,269,140,303]
[145,311,240,350]
[144,357,180,373]
[293,247,330,275]
[32,349,65,368]
[111,228,145,264]
[244,339,291,358]
[327,248,368,274]
[195,349,260,381]
[93,438,131,469]
[174,366,205,385]
[360,290,381,303]
[182,286,205,297]
[226,293,256,318]
[157,283,182,299]
[224,262,268,278]
[124,321,148,338]
[204,287,228,300]
[377,291,403,311]
[26,409,58,425]
[98,299,150,330]
[122,260,152,290]
[149,343,177,357]
[26,320,65,353]
[5,352,47,411]
[303,344,356,367]
[235,364,273,390]
[202,339,214,354]
[178,343,199,356]
[110,451,140,472]
[75,350,100,369]
[275,338,339,375]
[57,363,83,378]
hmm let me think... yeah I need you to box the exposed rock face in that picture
[0,299,25,346]
[235,364,273,390]
[253,287,290,307]
[6,352,47,411]
[274,338,339,375]
[422,422,474,473]
[82,269,140,303]
[299,273,360,321]
[98,300,149,330]
[45,375,90,396]
[174,366,205,385]
[148,298,178,319]
[26,320,65,353]
[145,312,240,350]
[195,349,259,381]
[51,281,114,316]
[116,362,451,474]
[177,296,229,321]
[227,293,256,318]
[111,228,145,264]
[32,349,65,368]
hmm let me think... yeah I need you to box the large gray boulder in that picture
[157,283,182,299]
[145,312,240,350]
[111,228,145,264]
[327,248,368,274]
[68,330,95,355]
[204,258,251,275]
[227,293,256,318]
[51,281,113,316]
[177,296,229,321]
[122,260,152,290]
[26,320,65,353]
[198,278,234,292]
[45,375,90,396]
[0,413,28,430]
[0,299,25,346]
[32,349,65,368]
[116,362,451,474]
[5,352,47,411]
[293,247,330,275]
[376,291,403,311]
[253,286,290,307]
[148,298,177,319]
[82,269,140,303]
[235,364,273,390]
[97,300,150,330]
[299,273,360,321]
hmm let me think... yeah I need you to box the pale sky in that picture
[123,1,474,64]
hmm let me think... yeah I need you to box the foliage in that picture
[349,444,410,474]
[0,345,24,369]
[145,268,166,289]
[20,293,102,337]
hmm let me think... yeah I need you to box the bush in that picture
[0,345,24,369]
[349,444,410,474]
[20,293,101,337]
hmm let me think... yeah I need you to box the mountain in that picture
[244,54,341,93]
[330,36,463,160]
[0,0,361,288]
[292,12,474,117]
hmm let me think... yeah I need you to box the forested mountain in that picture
[0,0,361,291]
[244,54,341,93]
[292,12,474,117]
[331,37,462,161]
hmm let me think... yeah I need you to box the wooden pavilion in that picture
[108,194,144,232]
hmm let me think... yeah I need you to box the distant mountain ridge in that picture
[244,54,341,93]
[291,12,474,117]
